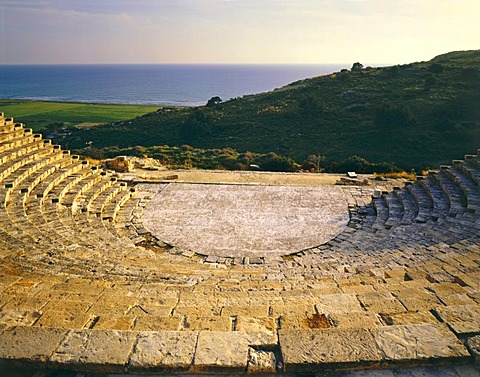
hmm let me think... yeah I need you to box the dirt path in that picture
[134,169,344,186]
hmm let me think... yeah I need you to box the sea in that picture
[0,64,347,107]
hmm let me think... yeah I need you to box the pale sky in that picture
[0,0,479,65]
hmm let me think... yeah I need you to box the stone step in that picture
[60,170,104,208]
[371,196,389,231]
[74,174,116,214]
[461,158,480,185]
[0,121,18,133]
[406,181,433,223]
[418,174,450,220]
[28,158,85,203]
[383,189,404,228]
[89,182,126,215]
[0,138,46,179]
[432,169,468,216]
[0,126,26,143]
[7,161,64,210]
[448,163,480,213]
[394,186,418,225]
[2,148,63,195]
[1,116,15,126]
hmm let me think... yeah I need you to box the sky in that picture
[0,0,479,65]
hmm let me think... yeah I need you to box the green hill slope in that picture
[68,50,480,171]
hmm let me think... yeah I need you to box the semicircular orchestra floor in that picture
[141,183,349,258]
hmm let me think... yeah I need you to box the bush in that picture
[374,103,416,128]
[257,153,298,172]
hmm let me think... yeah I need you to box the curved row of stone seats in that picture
[447,161,480,214]
[111,190,150,240]
[371,196,388,232]
[417,174,449,220]
[0,123,26,142]
[406,182,433,223]
[3,145,64,196]
[102,186,135,223]
[393,187,417,225]
[40,167,118,248]
[460,155,480,186]
[29,157,85,201]
[0,138,52,181]
[70,172,116,214]
[4,155,80,247]
[0,117,139,254]
[78,180,133,245]
[383,188,404,229]
[49,173,122,247]
[431,168,468,216]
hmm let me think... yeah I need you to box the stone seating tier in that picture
[406,182,433,223]
[393,187,418,225]
[0,127,26,143]
[432,170,468,216]
[0,115,478,374]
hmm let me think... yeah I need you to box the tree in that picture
[302,154,325,172]
[206,96,222,107]
[374,103,416,129]
[351,62,364,71]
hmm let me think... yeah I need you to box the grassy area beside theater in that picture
[0,99,159,132]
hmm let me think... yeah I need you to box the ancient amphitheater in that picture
[0,113,479,376]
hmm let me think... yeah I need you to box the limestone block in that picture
[329,312,381,328]
[466,335,480,367]
[245,330,278,347]
[34,309,91,329]
[0,308,42,327]
[379,310,437,326]
[93,315,135,330]
[0,326,68,368]
[182,315,231,331]
[133,315,182,331]
[87,296,138,315]
[434,305,480,335]
[237,316,277,332]
[280,312,331,330]
[359,291,407,313]
[128,331,198,373]
[279,328,382,372]
[1,296,49,311]
[48,329,137,373]
[315,293,364,314]
[193,331,250,372]
[340,284,376,294]
[221,305,270,317]
[374,323,470,365]
[396,291,442,311]
[435,292,477,306]
[247,347,277,374]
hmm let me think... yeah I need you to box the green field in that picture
[0,99,160,132]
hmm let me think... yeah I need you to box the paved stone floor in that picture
[142,183,349,257]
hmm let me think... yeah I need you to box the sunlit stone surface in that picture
[142,183,349,257]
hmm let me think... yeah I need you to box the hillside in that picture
[65,50,480,171]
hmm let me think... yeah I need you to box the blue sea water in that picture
[0,64,346,106]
